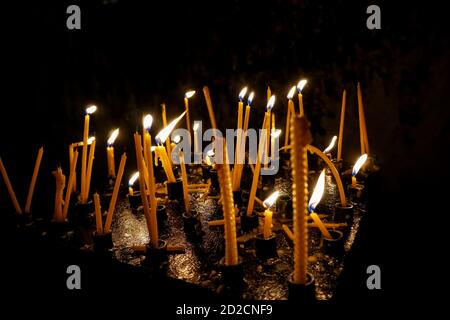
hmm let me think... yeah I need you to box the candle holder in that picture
[182,210,203,239]
[48,219,71,239]
[240,210,259,233]
[333,203,354,223]
[209,168,220,189]
[127,191,142,210]
[72,200,94,226]
[201,164,211,181]
[101,192,112,209]
[277,195,293,219]
[331,159,344,172]
[219,257,244,288]
[144,239,168,272]
[166,179,183,201]
[233,189,243,208]
[240,190,250,207]
[288,273,316,302]
[321,230,345,256]
[154,165,166,183]
[92,231,113,253]
[261,173,275,187]
[348,184,365,203]
[255,233,278,260]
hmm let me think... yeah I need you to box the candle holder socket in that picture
[349,183,365,203]
[127,192,142,210]
[182,210,203,239]
[166,179,183,201]
[321,230,345,256]
[92,231,113,252]
[209,168,220,190]
[48,220,71,239]
[240,211,259,233]
[145,239,168,270]
[261,173,275,187]
[72,200,94,226]
[255,233,278,260]
[101,192,112,209]
[233,189,243,207]
[333,203,354,223]
[331,159,344,172]
[277,195,293,219]
[288,273,316,302]
[219,257,244,288]
[201,164,211,181]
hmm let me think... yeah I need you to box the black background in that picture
[0,0,447,313]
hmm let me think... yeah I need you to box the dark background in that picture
[0,0,447,311]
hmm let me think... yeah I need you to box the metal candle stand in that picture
[255,233,278,260]
[321,230,345,256]
[182,210,203,239]
[288,273,316,302]
[201,164,211,181]
[92,231,113,253]
[277,195,293,219]
[219,257,244,288]
[166,179,183,201]
[127,191,142,210]
[349,184,365,203]
[333,202,354,239]
[240,209,259,233]
[72,200,94,227]
[144,239,168,273]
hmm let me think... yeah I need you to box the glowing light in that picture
[352,154,368,177]
[87,136,96,145]
[86,105,97,115]
[263,191,280,209]
[297,79,307,93]
[308,169,326,212]
[155,111,186,144]
[185,90,196,99]
[248,92,255,105]
[107,128,119,146]
[128,172,139,187]
[323,135,337,154]
[173,135,181,144]
[287,86,296,99]
[239,87,248,101]
[193,122,200,131]
[143,114,153,131]
[271,129,282,138]
[267,95,276,111]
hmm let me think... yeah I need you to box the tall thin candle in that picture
[24,146,44,214]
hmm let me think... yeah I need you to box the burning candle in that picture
[203,86,217,130]
[62,150,79,220]
[262,191,280,239]
[297,79,307,116]
[185,90,195,143]
[104,153,127,234]
[85,137,96,200]
[271,129,282,161]
[233,87,247,188]
[352,154,368,186]
[216,138,238,265]
[267,86,272,102]
[247,96,275,216]
[285,86,296,147]
[193,122,201,156]
[93,193,103,234]
[0,158,22,214]
[290,115,311,285]
[357,83,370,155]
[337,90,346,161]
[323,135,337,158]
[53,167,65,222]
[308,170,332,239]
[155,111,186,183]
[81,105,97,203]
[179,151,190,214]
[24,146,44,214]
[107,128,119,178]
[128,172,139,196]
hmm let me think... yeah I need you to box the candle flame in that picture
[352,154,368,177]
[87,136,96,145]
[128,172,139,186]
[155,111,186,144]
[193,122,200,131]
[185,90,196,99]
[107,128,119,146]
[323,135,337,154]
[239,87,248,101]
[263,191,280,209]
[287,86,296,99]
[173,135,181,144]
[267,95,276,111]
[207,149,215,157]
[271,129,282,138]
[297,79,307,93]
[151,146,156,152]
[143,114,153,131]
[247,92,255,105]
[86,105,97,115]
[308,169,326,212]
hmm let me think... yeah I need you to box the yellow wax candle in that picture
[53,167,65,222]
[216,138,238,265]
[157,146,176,182]
[179,152,190,214]
[357,83,370,155]
[233,87,247,189]
[310,212,332,239]
[184,91,195,138]
[263,209,273,239]
[104,153,127,233]
[203,86,217,129]
[285,86,296,147]
[81,105,97,203]
[24,146,44,214]
[290,115,311,285]
[193,122,200,156]
[308,169,332,239]
[264,110,271,167]
[247,96,275,216]
[134,133,157,247]
[0,158,23,214]
[337,90,346,161]
[161,103,172,158]
[128,172,139,196]
[297,79,307,116]
[271,129,281,161]
[85,138,96,200]
[69,144,76,193]
[62,151,79,220]
[107,128,119,178]
[267,86,271,102]
[93,193,103,234]
[234,92,253,190]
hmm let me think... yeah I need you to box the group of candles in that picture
[0,80,371,289]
